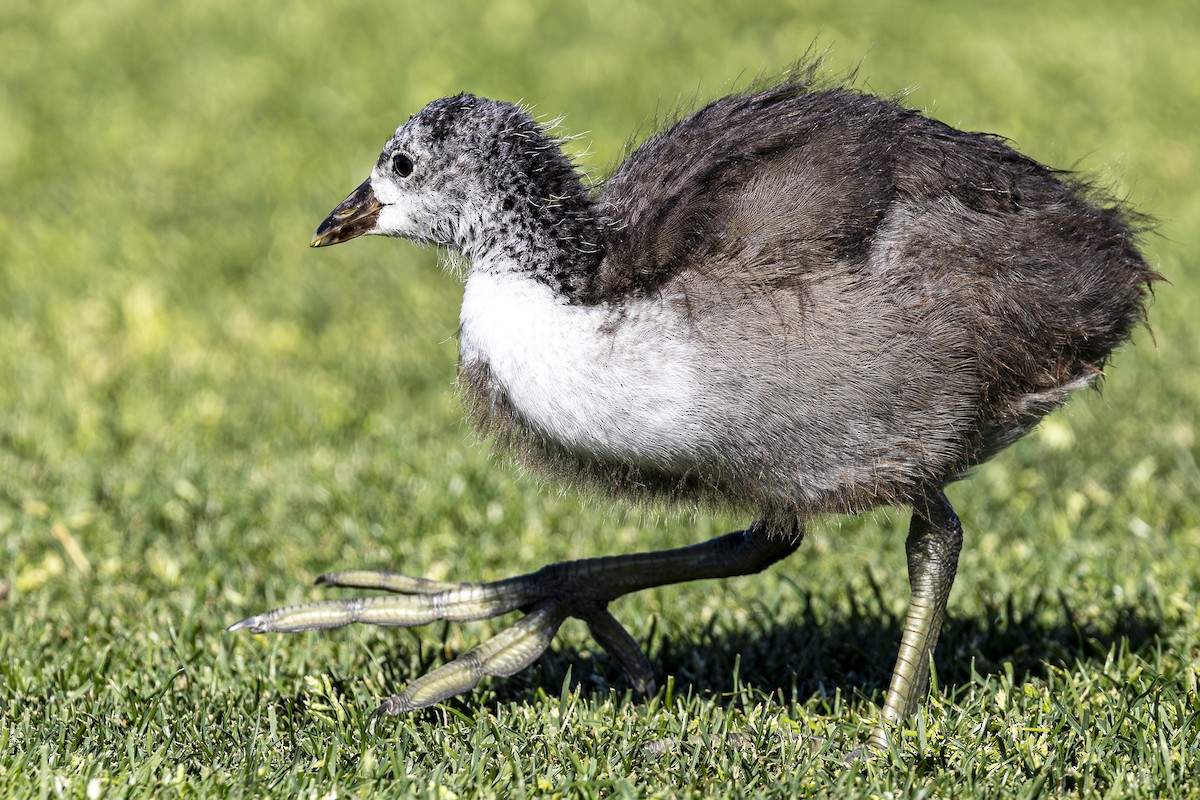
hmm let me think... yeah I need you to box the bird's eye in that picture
[392,153,414,177]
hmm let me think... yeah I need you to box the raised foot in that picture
[228,562,657,714]
[229,526,799,715]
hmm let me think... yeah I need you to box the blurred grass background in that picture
[1,0,1198,797]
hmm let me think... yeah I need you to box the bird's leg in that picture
[229,521,801,714]
[868,490,963,751]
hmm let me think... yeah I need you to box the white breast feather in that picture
[459,269,711,469]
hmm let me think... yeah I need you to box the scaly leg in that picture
[230,521,801,714]
[868,490,963,750]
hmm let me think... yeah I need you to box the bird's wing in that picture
[593,83,904,299]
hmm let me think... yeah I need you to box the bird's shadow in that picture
[355,578,1168,718]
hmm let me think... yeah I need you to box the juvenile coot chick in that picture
[231,68,1154,749]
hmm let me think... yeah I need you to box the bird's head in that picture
[311,93,595,270]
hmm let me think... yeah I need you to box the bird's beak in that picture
[311,178,382,247]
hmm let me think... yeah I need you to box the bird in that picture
[230,63,1155,750]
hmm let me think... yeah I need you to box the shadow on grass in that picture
[348,577,1169,718]
[649,587,1166,703]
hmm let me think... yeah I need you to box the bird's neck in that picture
[456,147,605,303]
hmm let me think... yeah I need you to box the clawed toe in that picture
[315,569,465,594]
[375,601,571,713]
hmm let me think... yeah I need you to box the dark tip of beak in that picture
[311,178,382,247]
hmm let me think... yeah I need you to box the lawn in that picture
[2,0,1198,797]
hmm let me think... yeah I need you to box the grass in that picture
[2,0,1199,796]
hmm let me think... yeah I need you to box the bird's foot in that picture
[229,561,655,714]
[230,526,800,714]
